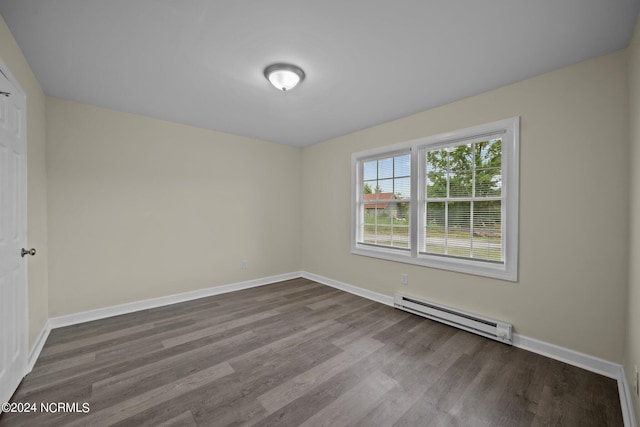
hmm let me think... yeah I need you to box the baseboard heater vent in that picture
[394,293,513,345]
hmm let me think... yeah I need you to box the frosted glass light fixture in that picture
[264,63,305,91]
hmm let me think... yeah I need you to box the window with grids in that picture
[351,117,519,281]
[359,152,411,250]
[423,137,503,262]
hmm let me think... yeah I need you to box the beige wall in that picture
[46,98,302,316]
[0,15,49,349]
[302,50,629,363]
[626,13,640,424]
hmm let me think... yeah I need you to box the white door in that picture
[0,66,27,404]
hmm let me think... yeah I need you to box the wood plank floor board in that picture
[135,338,343,426]
[445,346,518,423]
[298,369,398,427]
[53,279,321,345]
[155,410,198,427]
[344,332,455,426]
[28,352,97,378]
[38,318,196,365]
[67,362,236,427]
[21,311,321,398]
[257,336,386,414]
[44,278,316,348]
[106,321,349,426]
[494,349,548,425]
[90,331,259,404]
[0,279,624,426]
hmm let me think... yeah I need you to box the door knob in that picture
[21,248,36,257]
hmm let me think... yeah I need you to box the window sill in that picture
[351,244,517,282]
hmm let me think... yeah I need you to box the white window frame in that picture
[351,117,519,281]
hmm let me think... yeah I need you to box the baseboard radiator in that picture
[394,293,513,345]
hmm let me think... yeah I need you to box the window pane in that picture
[363,182,375,195]
[367,183,383,194]
[449,144,473,172]
[359,153,411,251]
[448,238,471,258]
[475,168,502,197]
[388,202,410,248]
[378,157,394,179]
[363,205,381,245]
[475,139,502,169]
[377,179,393,193]
[394,177,410,198]
[425,201,445,254]
[422,138,505,260]
[448,201,471,257]
[426,171,446,198]
[426,149,447,172]
[472,201,502,261]
[449,171,472,198]
[395,154,411,177]
[363,202,409,249]
[363,206,377,225]
[392,200,410,222]
[363,160,377,181]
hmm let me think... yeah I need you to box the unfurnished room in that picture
[1,1,640,426]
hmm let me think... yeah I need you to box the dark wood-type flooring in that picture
[0,278,623,426]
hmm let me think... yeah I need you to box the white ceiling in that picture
[1,1,638,147]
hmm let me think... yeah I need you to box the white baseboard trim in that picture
[512,333,621,379]
[48,271,302,329]
[301,272,394,306]
[26,319,52,373]
[618,366,638,427]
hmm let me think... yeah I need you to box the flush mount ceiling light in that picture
[264,63,305,92]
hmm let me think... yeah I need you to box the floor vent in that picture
[394,293,513,345]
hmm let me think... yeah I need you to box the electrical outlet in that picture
[401,274,408,285]
[241,260,248,271]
